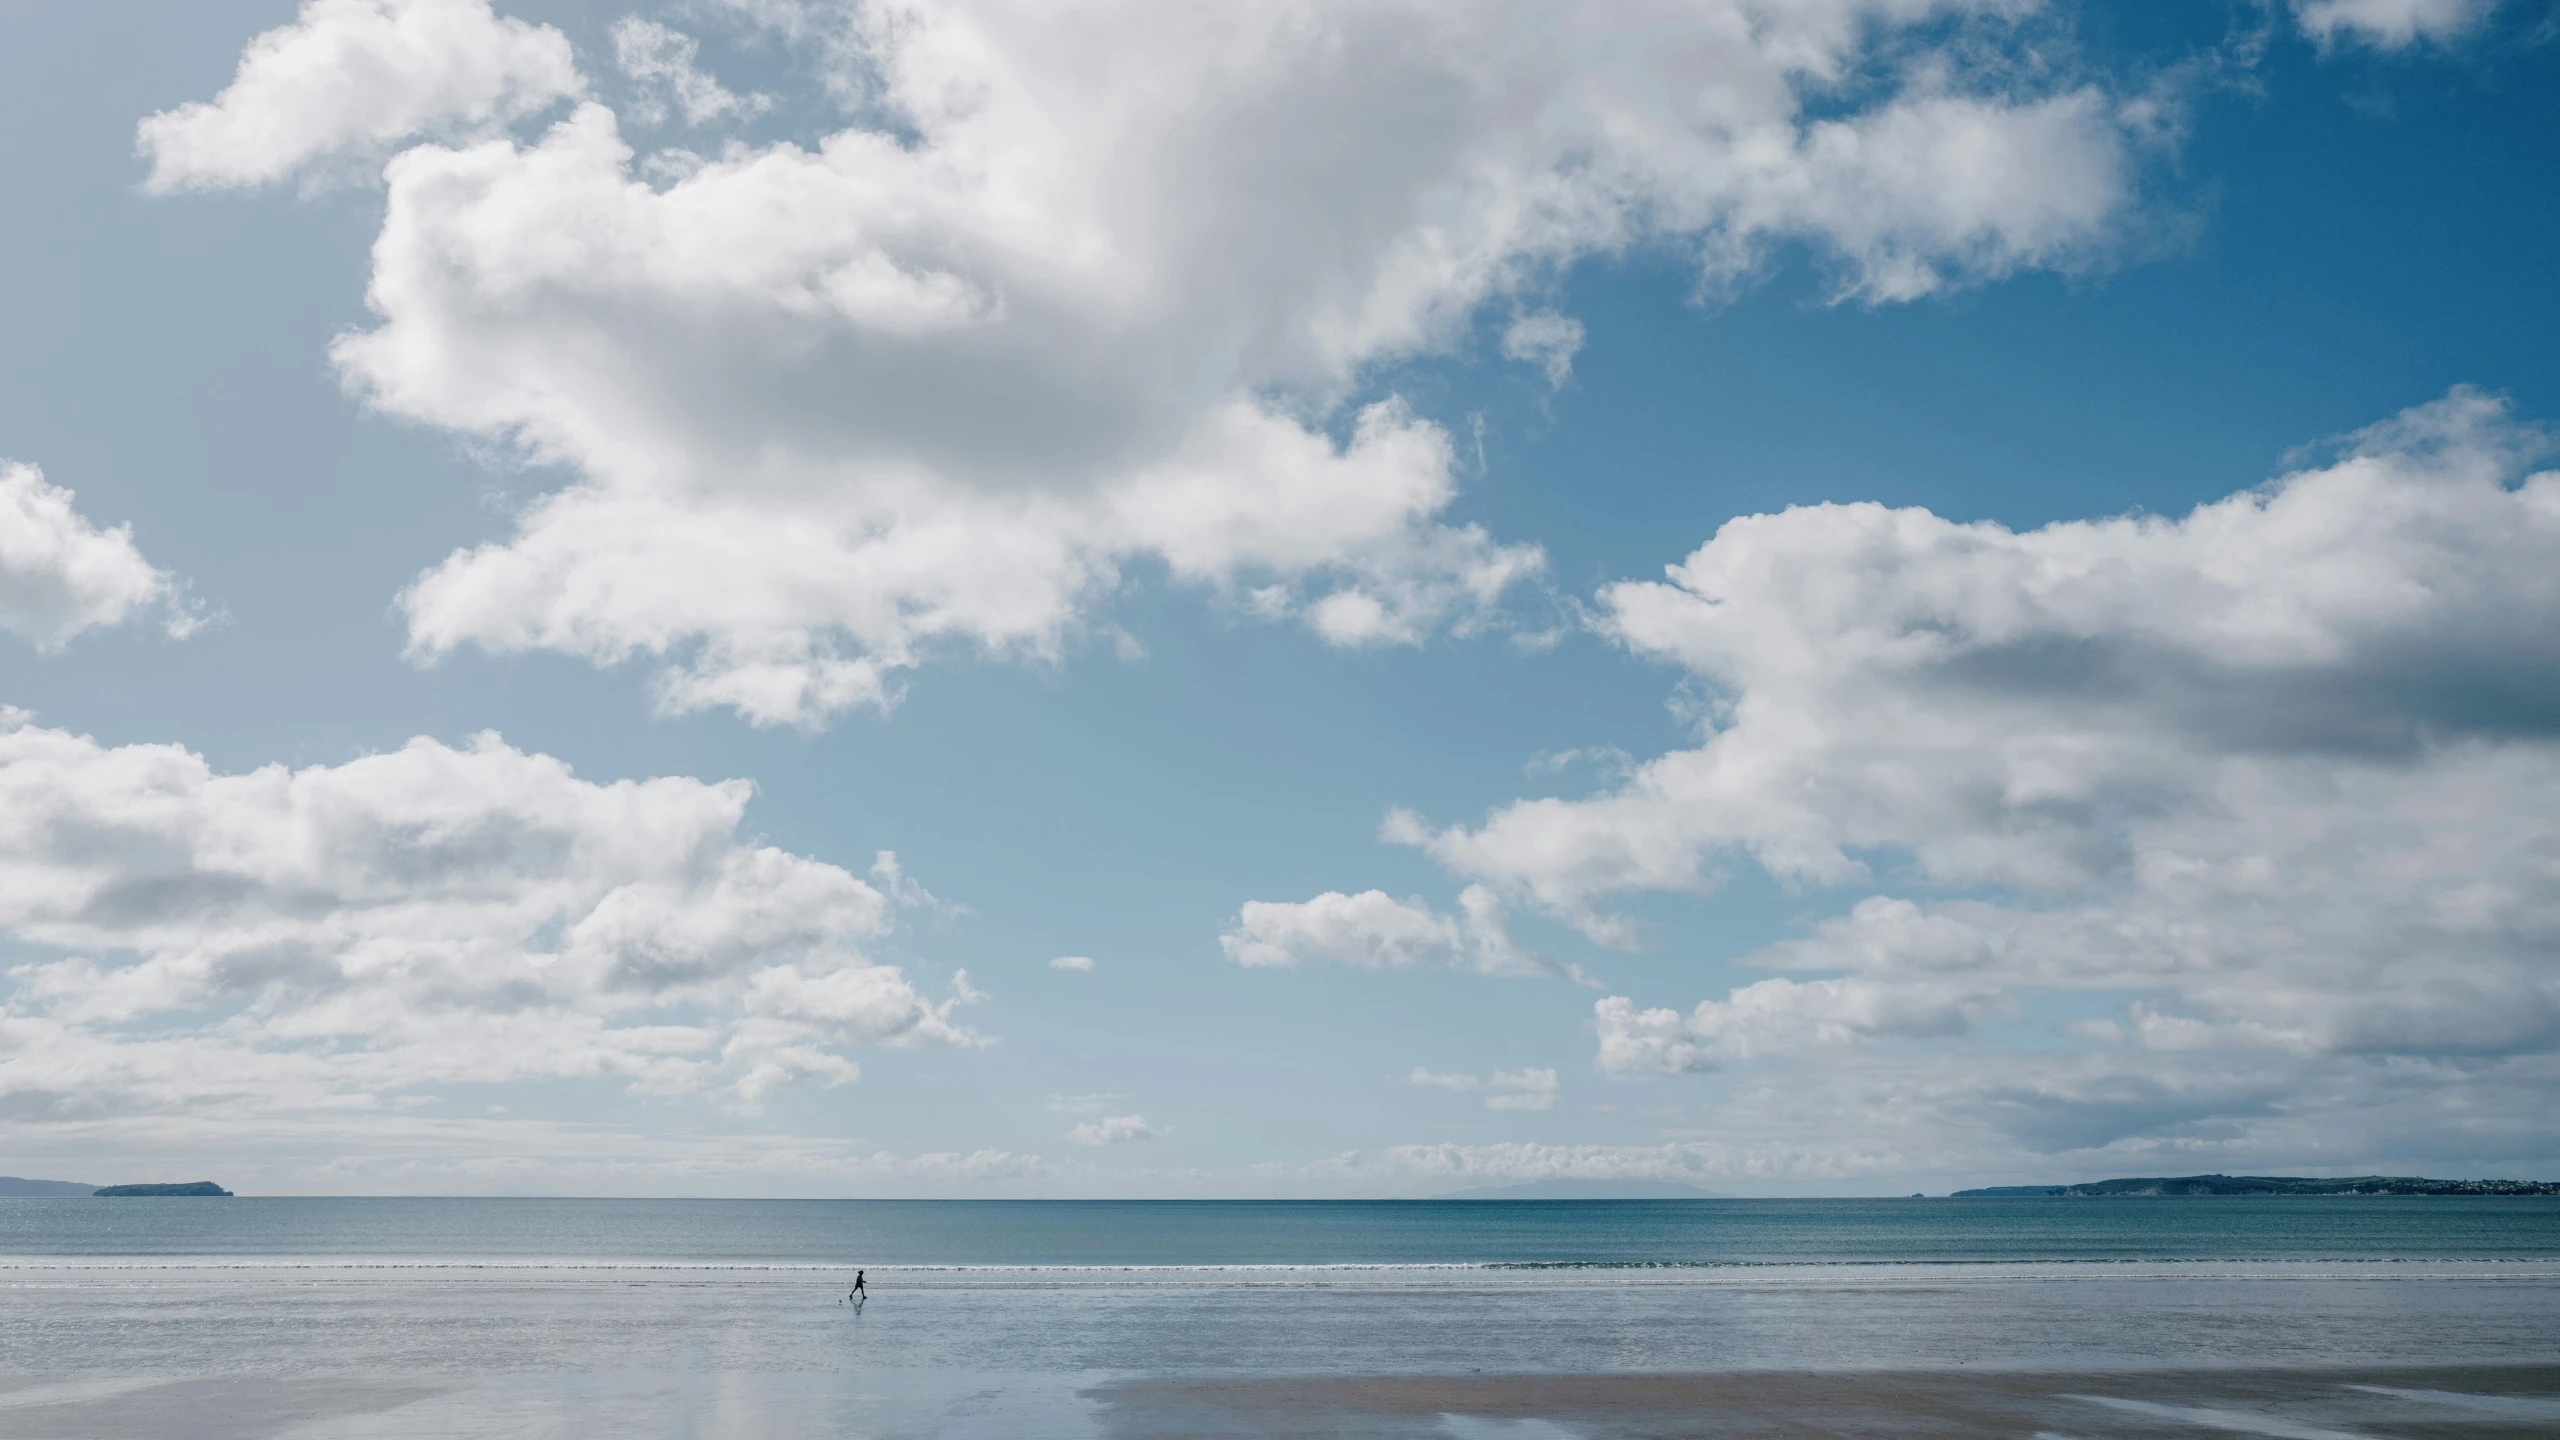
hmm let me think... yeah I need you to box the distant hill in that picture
[1953,1174,2560,1197]
[1435,1179,1723,1200]
[0,1176,98,1197]
[92,1181,232,1197]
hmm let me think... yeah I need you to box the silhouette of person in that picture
[850,1269,866,1303]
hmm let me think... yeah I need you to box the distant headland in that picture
[0,1176,99,1197]
[0,1177,232,1196]
[1953,1174,2560,1197]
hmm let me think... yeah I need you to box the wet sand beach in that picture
[1,1363,2555,1438]
[1095,1365,2560,1438]
[5,1200,2555,1435]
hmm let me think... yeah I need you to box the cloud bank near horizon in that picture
[1356,389,2560,1175]
[0,716,976,1138]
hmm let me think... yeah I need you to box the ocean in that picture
[3,1197,2557,1436]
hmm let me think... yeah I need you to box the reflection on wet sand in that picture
[1094,1364,2560,1440]
[0,1364,2554,1437]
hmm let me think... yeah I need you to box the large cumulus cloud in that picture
[146,0,2160,725]
[0,715,975,1128]
[1390,391,2560,1174]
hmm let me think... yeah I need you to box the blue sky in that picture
[1,0,2556,1195]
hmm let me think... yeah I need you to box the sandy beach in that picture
[1092,1365,2560,1438]
[2,1364,2555,1438]
[6,1207,2556,1436]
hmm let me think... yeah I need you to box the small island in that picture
[1953,1174,2560,1197]
[91,1181,232,1197]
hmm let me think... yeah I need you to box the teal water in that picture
[6,1195,2557,1264]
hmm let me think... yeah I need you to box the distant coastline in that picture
[0,1176,98,1197]
[1953,1174,2560,1197]
[2,1178,234,1197]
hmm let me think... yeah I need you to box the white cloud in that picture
[1484,1066,1559,1111]
[611,17,769,128]
[2292,0,2501,50]
[1222,884,1546,977]
[160,0,2160,725]
[1067,1113,1166,1145]
[0,715,975,1124]
[1045,1092,1116,1114]
[136,0,581,193]
[1595,980,1997,1075]
[867,849,962,920]
[1397,390,2560,1168]
[1348,1046,2560,1186]
[1409,389,2560,920]
[1,1111,1051,1197]
[0,462,197,649]
[1048,955,1095,972]
[1404,1064,1558,1109]
[1501,312,1586,388]
[1366,1137,1896,1188]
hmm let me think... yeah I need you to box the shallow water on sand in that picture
[8,1258,2560,1376]
[3,1198,2556,1436]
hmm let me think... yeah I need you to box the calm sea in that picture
[5,1193,2559,1265]
[3,1197,2556,1435]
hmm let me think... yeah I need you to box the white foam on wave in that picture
[2066,1396,2365,1439]
[2350,1385,2560,1418]
[0,1377,174,1410]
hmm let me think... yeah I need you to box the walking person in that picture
[849,1269,866,1304]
